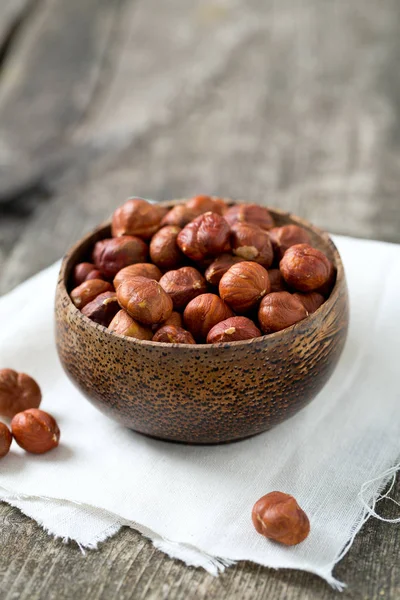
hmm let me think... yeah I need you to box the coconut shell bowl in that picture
[55,200,349,444]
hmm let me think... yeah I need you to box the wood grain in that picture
[0,0,400,597]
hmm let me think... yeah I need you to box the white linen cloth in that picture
[0,235,399,588]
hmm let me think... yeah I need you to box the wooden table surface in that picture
[0,0,399,598]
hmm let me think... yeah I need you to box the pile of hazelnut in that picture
[0,368,60,460]
[69,196,335,344]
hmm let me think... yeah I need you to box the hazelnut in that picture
[0,369,42,418]
[93,236,148,278]
[152,325,196,344]
[231,222,273,267]
[219,262,270,313]
[252,491,310,546]
[117,276,173,325]
[155,311,183,330]
[177,213,230,260]
[111,198,165,239]
[11,409,60,454]
[176,218,203,261]
[258,291,308,333]
[224,203,275,230]
[159,267,207,310]
[73,262,98,286]
[207,316,261,343]
[149,225,184,270]
[204,254,244,286]
[70,279,113,309]
[161,205,198,228]
[269,225,312,260]
[185,195,227,215]
[113,263,162,289]
[108,310,153,340]
[183,294,234,341]
[267,269,287,293]
[81,291,120,326]
[0,423,12,458]
[293,292,325,314]
[280,244,333,292]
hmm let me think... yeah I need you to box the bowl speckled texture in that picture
[55,200,349,444]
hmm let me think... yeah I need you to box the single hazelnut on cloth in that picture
[114,263,162,289]
[224,203,275,230]
[152,325,196,344]
[93,236,148,278]
[183,293,234,341]
[11,409,60,454]
[159,267,207,310]
[267,269,287,293]
[112,198,165,239]
[117,276,173,325]
[205,254,244,286]
[252,491,310,546]
[0,368,42,418]
[73,262,104,286]
[219,261,270,313]
[70,279,113,309]
[177,212,230,260]
[258,291,308,333]
[108,310,153,340]
[207,316,261,343]
[269,225,312,260]
[185,195,227,216]
[0,423,12,458]
[161,204,198,228]
[231,222,274,267]
[293,292,325,314]
[280,244,333,292]
[150,225,184,270]
[81,291,120,326]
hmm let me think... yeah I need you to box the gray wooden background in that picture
[0,0,399,598]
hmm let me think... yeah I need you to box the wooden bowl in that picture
[55,201,349,444]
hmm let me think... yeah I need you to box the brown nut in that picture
[177,213,230,260]
[224,203,275,230]
[280,244,333,292]
[258,291,308,333]
[159,267,207,310]
[114,263,162,289]
[183,294,234,341]
[219,262,270,313]
[81,292,120,326]
[155,311,183,330]
[108,310,153,340]
[0,369,42,418]
[152,325,196,344]
[117,276,173,325]
[73,262,99,286]
[252,491,310,546]
[111,198,165,239]
[267,269,287,293]
[231,222,273,267]
[93,236,148,279]
[149,225,184,270]
[11,409,60,455]
[70,279,113,309]
[205,254,245,286]
[293,292,325,314]
[161,205,198,228]
[269,225,312,260]
[185,195,227,215]
[207,316,261,343]
[0,423,12,458]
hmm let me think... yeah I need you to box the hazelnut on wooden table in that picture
[231,222,273,267]
[258,291,308,334]
[280,244,333,292]
[11,409,60,455]
[117,276,173,325]
[252,491,310,546]
[70,279,113,309]
[183,293,233,341]
[224,203,275,230]
[207,316,261,343]
[93,236,148,278]
[0,423,12,458]
[112,198,165,239]
[159,267,207,310]
[108,310,153,340]
[269,225,312,260]
[0,368,42,418]
[152,325,196,344]
[219,262,270,313]
[113,263,162,289]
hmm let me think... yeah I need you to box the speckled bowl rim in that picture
[58,200,346,349]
